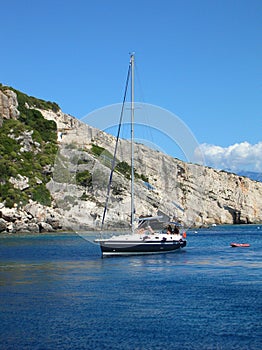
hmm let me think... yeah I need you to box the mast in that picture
[130,53,135,233]
[101,58,131,230]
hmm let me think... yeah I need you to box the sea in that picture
[0,225,261,350]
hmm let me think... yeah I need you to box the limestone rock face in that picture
[46,116,262,229]
[0,89,20,125]
[36,108,80,130]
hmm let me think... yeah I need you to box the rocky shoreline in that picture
[1,199,261,235]
[0,202,64,234]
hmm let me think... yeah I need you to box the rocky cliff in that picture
[49,123,262,230]
[0,85,262,233]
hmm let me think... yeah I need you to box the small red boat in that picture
[230,243,250,248]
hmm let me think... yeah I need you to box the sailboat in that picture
[95,53,187,257]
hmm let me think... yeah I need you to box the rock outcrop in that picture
[9,175,30,191]
[0,89,20,126]
[0,202,64,234]
[8,129,41,153]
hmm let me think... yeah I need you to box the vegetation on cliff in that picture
[0,85,58,208]
[0,83,59,113]
[90,144,148,182]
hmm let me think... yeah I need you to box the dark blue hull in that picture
[100,239,187,256]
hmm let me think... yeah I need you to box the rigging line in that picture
[101,60,131,229]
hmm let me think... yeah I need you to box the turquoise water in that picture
[0,225,261,349]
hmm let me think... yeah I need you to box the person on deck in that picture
[167,225,172,234]
[174,226,180,234]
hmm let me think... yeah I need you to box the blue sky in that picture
[1,0,261,172]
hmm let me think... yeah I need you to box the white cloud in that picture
[196,141,262,173]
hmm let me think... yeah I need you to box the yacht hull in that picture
[99,239,186,257]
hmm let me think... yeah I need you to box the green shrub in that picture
[76,170,92,187]
[39,155,52,166]
[140,174,149,182]
[0,134,19,154]
[32,130,43,144]
[0,159,18,179]
[30,184,52,206]
[0,184,28,208]
[91,144,106,157]
[12,88,60,112]
[114,161,149,183]
[19,108,57,143]
[115,161,131,179]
